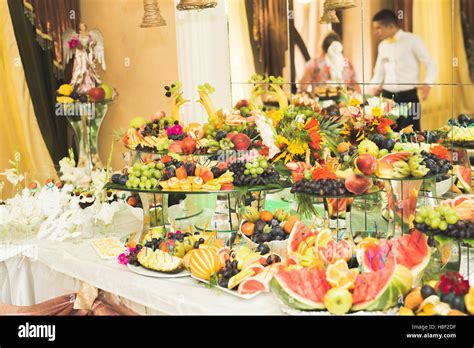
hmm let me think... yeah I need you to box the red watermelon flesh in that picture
[276,267,331,304]
[352,263,394,305]
[288,221,314,253]
[362,230,429,274]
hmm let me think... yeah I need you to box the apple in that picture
[358,139,379,157]
[88,87,105,102]
[99,83,113,100]
[151,111,166,122]
[355,154,377,176]
[324,288,353,315]
[345,173,373,195]
[130,117,148,129]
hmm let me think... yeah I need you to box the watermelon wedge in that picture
[360,230,430,285]
[270,266,331,310]
[352,264,412,311]
[287,221,314,256]
[454,165,472,193]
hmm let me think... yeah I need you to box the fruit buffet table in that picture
[0,214,282,315]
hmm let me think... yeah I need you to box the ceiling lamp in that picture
[140,0,167,27]
[176,0,217,11]
[324,0,356,10]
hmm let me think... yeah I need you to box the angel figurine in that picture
[63,22,106,94]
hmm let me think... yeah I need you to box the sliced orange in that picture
[325,259,358,289]
[315,228,332,248]
[296,235,317,255]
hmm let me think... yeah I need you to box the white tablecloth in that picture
[0,210,283,315]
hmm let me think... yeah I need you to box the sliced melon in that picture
[454,165,472,193]
[351,264,413,312]
[270,267,330,310]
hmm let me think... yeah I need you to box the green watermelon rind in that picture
[351,265,413,312]
[270,276,325,311]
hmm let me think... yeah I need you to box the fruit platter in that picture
[442,114,474,149]
[270,219,431,314]
[239,207,299,256]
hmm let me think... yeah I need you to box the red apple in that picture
[355,154,378,176]
[181,137,197,155]
[88,87,105,102]
[345,173,373,195]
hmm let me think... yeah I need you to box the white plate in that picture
[191,275,262,299]
[127,263,191,278]
[91,237,127,259]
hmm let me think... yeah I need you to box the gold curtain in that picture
[0,0,56,194]
[414,0,473,130]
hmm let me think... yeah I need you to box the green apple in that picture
[183,236,196,252]
[130,116,148,129]
[173,242,186,258]
[99,83,114,100]
[324,288,353,315]
[358,139,379,157]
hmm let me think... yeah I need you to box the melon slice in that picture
[360,230,430,285]
[287,221,314,256]
[351,264,413,311]
[270,267,331,310]
[238,269,274,295]
[454,165,472,193]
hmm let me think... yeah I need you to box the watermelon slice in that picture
[238,269,275,295]
[270,266,331,310]
[352,264,412,311]
[454,165,472,193]
[360,230,430,285]
[287,221,314,256]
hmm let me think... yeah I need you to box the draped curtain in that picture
[8,0,79,164]
[248,0,288,77]
[413,0,474,130]
[0,0,56,191]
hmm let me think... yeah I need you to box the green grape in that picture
[157,145,163,151]
[415,215,424,223]
[428,211,440,220]
[260,160,268,169]
[256,167,263,175]
[250,168,257,175]
[252,162,259,168]
[163,143,169,149]
[251,174,258,178]
[245,163,252,169]
[132,181,139,188]
[154,171,162,179]
[145,181,152,189]
[418,209,429,218]
[147,162,155,169]
[133,170,141,177]
[157,163,165,170]
[151,178,158,186]
[125,181,133,188]
[139,182,146,189]
[133,163,141,171]
[439,220,448,231]
[445,214,458,224]
[425,218,431,226]
[244,169,250,175]
[430,218,441,228]
[142,170,151,178]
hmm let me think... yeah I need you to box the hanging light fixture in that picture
[176,0,217,11]
[320,9,339,24]
[140,0,167,27]
[324,0,356,10]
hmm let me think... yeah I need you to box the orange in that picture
[448,309,467,316]
[284,215,299,234]
[259,210,273,222]
[337,142,351,153]
[241,222,255,237]
[315,228,332,248]
[126,240,137,249]
[404,288,423,310]
[325,259,358,289]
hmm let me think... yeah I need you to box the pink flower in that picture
[118,253,129,265]
[68,38,78,49]
[171,124,183,135]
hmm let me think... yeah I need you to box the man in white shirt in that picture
[370,10,436,131]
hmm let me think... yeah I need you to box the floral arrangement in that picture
[339,97,397,144]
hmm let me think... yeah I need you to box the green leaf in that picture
[462,238,474,248]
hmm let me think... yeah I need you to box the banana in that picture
[411,166,430,177]
[393,160,411,178]
[408,155,424,172]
